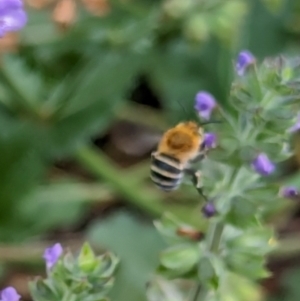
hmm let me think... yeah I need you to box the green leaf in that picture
[146,276,189,301]
[225,198,259,228]
[78,242,97,273]
[87,211,166,301]
[198,255,224,290]
[218,272,263,301]
[154,212,200,244]
[160,244,200,274]
[225,252,270,280]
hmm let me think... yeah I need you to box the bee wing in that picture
[110,120,163,156]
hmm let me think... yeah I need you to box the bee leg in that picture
[190,150,207,164]
[185,168,208,202]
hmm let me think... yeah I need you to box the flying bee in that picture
[150,121,209,192]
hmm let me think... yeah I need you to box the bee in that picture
[150,121,207,192]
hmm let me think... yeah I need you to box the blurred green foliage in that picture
[0,0,300,300]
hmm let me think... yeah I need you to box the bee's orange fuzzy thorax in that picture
[157,122,202,163]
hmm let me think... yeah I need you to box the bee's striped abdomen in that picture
[150,153,183,191]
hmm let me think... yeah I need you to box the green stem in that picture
[208,221,224,253]
[190,220,224,301]
[191,284,202,301]
[75,146,165,217]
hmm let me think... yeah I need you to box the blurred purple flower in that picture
[194,91,216,120]
[203,133,217,149]
[202,202,216,218]
[251,153,275,176]
[43,243,63,270]
[236,50,255,76]
[279,186,299,199]
[1,287,21,301]
[0,0,27,37]
[288,114,300,133]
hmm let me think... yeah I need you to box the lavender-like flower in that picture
[194,91,216,120]
[251,153,275,176]
[43,243,63,270]
[279,186,299,199]
[202,202,216,218]
[203,133,217,149]
[288,113,300,133]
[0,287,21,301]
[0,0,27,37]
[236,50,255,76]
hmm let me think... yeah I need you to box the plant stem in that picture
[75,145,166,216]
[191,283,202,301]
[190,220,224,301]
[209,221,225,253]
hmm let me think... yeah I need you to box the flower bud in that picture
[78,242,97,272]
[279,186,299,200]
[203,133,217,149]
[202,202,216,218]
[251,153,275,176]
[236,50,255,76]
[194,91,216,120]
[43,243,63,270]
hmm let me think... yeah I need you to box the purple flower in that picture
[0,0,27,37]
[279,186,299,200]
[0,287,21,301]
[202,202,216,218]
[194,91,216,120]
[288,114,300,133]
[251,153,275,176]
[236,50,255,76]
[203,133,217,149]
[43,243,63,270]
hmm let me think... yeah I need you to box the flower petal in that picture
[236,50,255,76]
[0,8,27,33]
[194,91,216,120]
[1,287,21,301]
[43,243,63,270]
[279,186,299,199]
[251,153,275,176]
[203,133,217,149]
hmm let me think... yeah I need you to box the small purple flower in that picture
[194,91,216,120]
[0,287,21,301]
[288,114,300,133]
[43,243,63,270]
[279,186,299,200]
[236,50,255,76]
[202,202,216,218]
[203,133,217,149]
[0,0,27,37]
[251,153,275,176]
